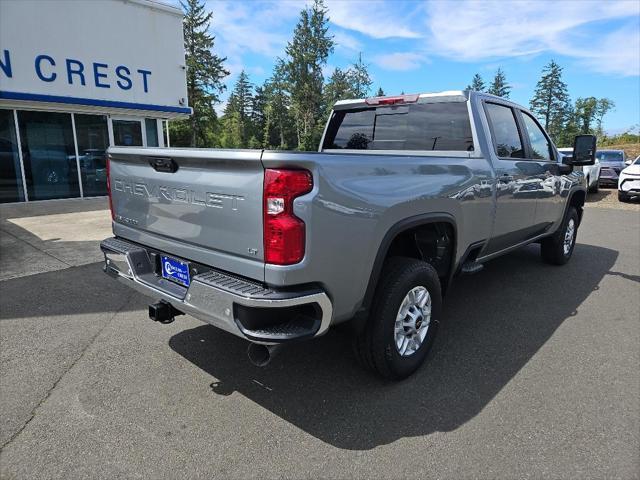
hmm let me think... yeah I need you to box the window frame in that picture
[516,109,556,162]
[110,116,146,147]
[482,101,527,161]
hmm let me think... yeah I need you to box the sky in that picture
[199,0,640,133]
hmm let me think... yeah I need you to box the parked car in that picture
[618,155,640,202]
[558,147,600,193]
[596,149,627,187]
[101,90,595,380]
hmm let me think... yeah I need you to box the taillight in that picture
[263,168,313,265]
[106,156,114,220]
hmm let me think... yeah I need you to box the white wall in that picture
[0,0,189,117]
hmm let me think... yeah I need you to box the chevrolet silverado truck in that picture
[101,90,596,380]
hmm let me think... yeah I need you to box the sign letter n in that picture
[0,50,11,78]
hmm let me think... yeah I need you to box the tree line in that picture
[171,0,623,151]
[170,0,369,150]
[467,63,615,147]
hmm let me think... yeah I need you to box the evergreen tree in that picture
[376,87,385,96]
[285,0,334,150]
[263,59,294,149]
[488,68,510,98]
[466,73,485,92]
[323,67,353,115]
[177,0,229,147]
[219,94,242,148]
[348,52,372,98]
[249,85,268,147]
[220,71,253,148]
[530,60,570,142]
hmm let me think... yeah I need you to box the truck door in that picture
[517,110,564,230]
[483,102,540,254]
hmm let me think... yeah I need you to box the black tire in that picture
[353,257,442,380]
[588,177,598,194]
[541,206,579,265]
[618,191,628,202]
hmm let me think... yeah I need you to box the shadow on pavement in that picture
[169,243,618,450]
[0,262,142,320]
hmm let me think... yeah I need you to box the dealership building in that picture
[0,0,189,203]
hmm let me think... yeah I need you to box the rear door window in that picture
[323,102,474,152]
[484,103,524,158]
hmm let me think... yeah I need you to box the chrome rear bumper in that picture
[100,237,333,344]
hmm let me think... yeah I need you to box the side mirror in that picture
[625,159,632,166]
[569,135,597,165]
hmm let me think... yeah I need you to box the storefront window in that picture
[17,111,79,201]
[75,114,108,197]
[0,110,25,203]
[145,118,159,147]
[113,119,143,146]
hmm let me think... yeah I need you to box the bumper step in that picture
[100,237,333,343]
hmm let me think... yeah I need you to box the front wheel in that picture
[588,177,599,193]
[618,191,628,202]
[353,257,442,380]
[541,206,579,265]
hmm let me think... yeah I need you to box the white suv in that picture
[618,155,640,202]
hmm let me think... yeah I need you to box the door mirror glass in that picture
[571,135,596,165]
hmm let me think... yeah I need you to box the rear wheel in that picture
[353,257,442,380]
[541,206,579,265]
[588,176,599,193]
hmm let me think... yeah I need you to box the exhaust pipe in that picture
[247,343,282,367]
[149,300,183,324]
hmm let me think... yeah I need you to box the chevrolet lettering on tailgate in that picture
[113,179,245,210]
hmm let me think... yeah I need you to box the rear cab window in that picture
[322,101,474,152]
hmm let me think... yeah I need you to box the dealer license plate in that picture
[160,255,191,287]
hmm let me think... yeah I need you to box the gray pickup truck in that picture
[101,90,596,380]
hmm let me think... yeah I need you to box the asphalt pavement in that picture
[0,202,638,479]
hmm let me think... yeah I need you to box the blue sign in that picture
[0,49,152,92]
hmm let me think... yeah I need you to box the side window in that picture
[485,103,524,158]
[521,112,553,160]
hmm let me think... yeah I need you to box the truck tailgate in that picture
[108,147,265,280]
